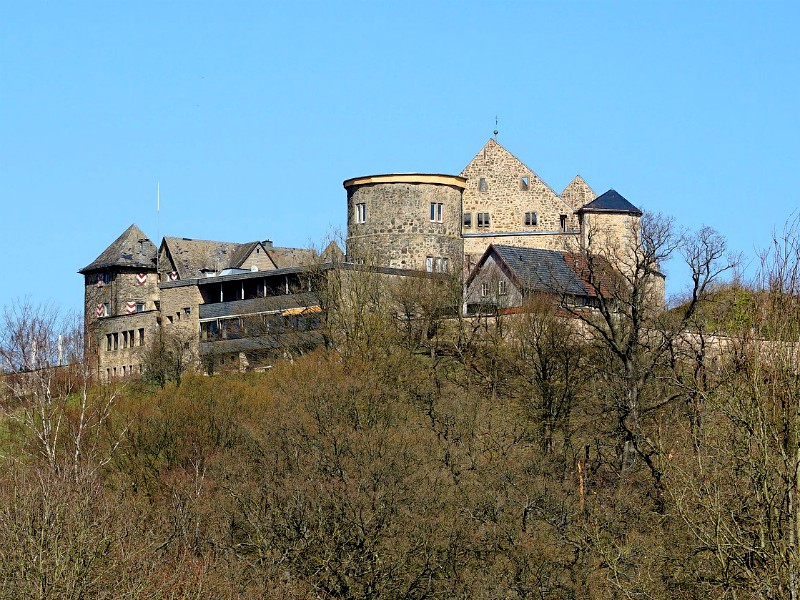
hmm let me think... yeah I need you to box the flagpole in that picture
[156,182,160,276]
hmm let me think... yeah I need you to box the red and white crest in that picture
[96,304,107,318]
[125,301,137,314]
[135,273,147,286]
[169,271,179,281]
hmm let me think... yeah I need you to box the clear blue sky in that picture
[2,1,798,314]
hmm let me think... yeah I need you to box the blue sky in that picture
[2,1,798,314]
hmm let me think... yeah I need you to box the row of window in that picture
[477,176,532,192]
[106,328,146,351]
[425,256,449,273]
[106,364,141,380]
[480,281,508,297]
[355,202,445,225]
[353,202,568,232]
[464,212,569,231]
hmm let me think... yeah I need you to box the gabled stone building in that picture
[81,138,656,381]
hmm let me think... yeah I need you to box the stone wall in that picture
[460,139,581,264]
[159,283,204,368]
[344,175,465,272]
[91,310,158,382]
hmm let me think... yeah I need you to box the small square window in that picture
[520,176,529,191]
[525,211,538,226]
[479,178,488,192]
[477,212,490,228]
[136,302,145,312]
[463,212,472,228]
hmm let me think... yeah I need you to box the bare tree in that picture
[559,214,735,508]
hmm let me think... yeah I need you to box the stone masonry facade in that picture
[344,175,466,272]
[82,138,648,382]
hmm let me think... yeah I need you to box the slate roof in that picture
[577,189,642,215]
[162,237,245,280]
[79,224,157,274]
[490,245,593,297]
[161,237,317,280]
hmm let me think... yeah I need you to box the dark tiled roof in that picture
[492,245,591,297]
[578,189,642,215]
[227,241,261,270]
[80,224,157,273]
[162,237,243,279]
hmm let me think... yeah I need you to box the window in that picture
[167,315,173,324]
[498,280,507,295]
[129,330,134,346]
[430,202,443,223]
[113,333,118,350]
[138,328,145,346]
[463,212,472,228]
[442,258,449,273]
[136,302,145,313]
[560,214,568,232]
[477,212,490,228]
[426,256,434,273]
[525,211,538,226]
[478,178,488,192]
[355,202,367,224]
[480,282,490,297]
[106,334,112,352]
[520,176,530,191]
[434,257,443,273]
[122,331,128,348]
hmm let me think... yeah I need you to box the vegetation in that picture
[3,217,800,598]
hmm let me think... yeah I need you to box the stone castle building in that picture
[81,138,648,381]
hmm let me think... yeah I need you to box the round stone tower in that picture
[343,174,466,272]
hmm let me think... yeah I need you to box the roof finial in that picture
[494,115,498,140]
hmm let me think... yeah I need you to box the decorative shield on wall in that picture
[136,273,147,286]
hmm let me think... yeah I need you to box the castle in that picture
[80,138,648,380]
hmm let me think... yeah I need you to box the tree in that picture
[558,214,735,509]
[141,325,196,387]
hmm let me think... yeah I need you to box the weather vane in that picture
[494,115,498,140]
